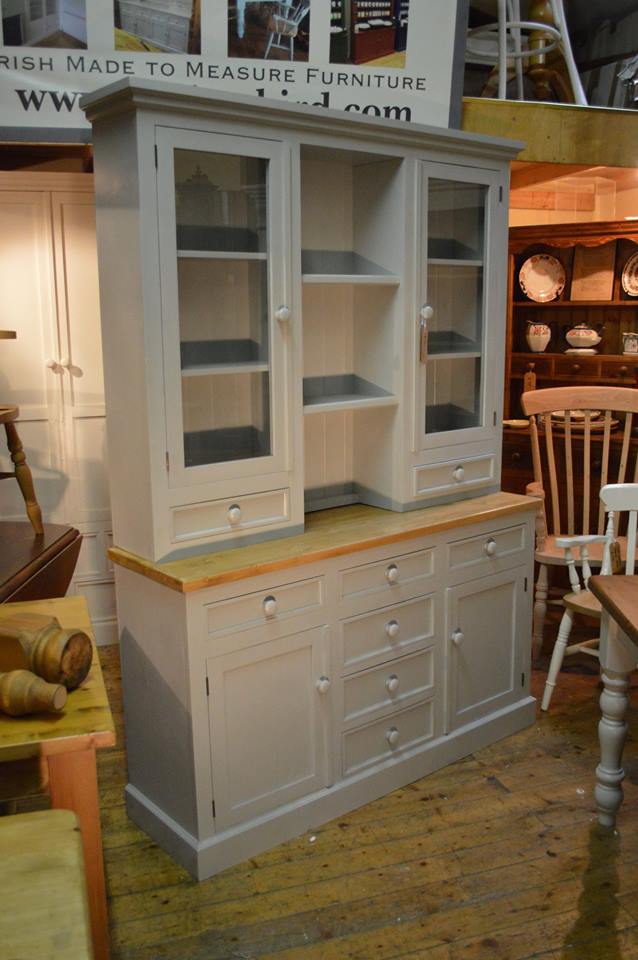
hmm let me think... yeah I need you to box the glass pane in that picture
[427,179,485,260]
[424,176,487,436]
[174,149,272,467]
[182,371,271,466]
[427,263,483,354]
[425,358,481,434]
[175,150,267,253]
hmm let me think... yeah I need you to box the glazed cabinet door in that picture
[156,127,292,489]
[446,567,528,732]
[207,625,331,830]
[416,163,504,452]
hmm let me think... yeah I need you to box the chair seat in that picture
[536,535,632,567]
[563,589,602,618]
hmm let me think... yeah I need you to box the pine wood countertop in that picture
[109,493,537,594]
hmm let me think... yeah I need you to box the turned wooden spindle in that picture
[0,613,92,690]
[0,669,67,716]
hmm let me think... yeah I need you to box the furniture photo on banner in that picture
[81,78,537,881]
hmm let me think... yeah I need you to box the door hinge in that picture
[205,676,209,696]
[524,577,528,592]
[499,185,503,202]
[212,799,216,817]
[493,410,497,426]
[521,671,526,687]
[154,144,158,168]
[165,451,170,473]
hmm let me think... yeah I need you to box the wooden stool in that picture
[0,405,44,535]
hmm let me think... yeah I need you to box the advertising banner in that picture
[0,0,468,138]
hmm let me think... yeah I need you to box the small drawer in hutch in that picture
[413,455,495,499]
[447,524,527,579]
[171,488,289,544]
[339,548,434,606]
[342,700,434,776]
[511,356,552,378]
[340,595,434,674]
[553,358,601,380]
[341,647,434,727]
[600,360,638,382]
[206,576,324,637]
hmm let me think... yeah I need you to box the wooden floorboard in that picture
[85,646,637,959]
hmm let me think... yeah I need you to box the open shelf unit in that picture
[300,143,404,510]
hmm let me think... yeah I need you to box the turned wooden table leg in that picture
[4,420,44,534]
[47,746,110,960]
[595,668,630,828]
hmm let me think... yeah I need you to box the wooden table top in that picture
[0,596,115,762]
[0,808,93,959]
[109,492,537,594]
[589,575,638,647]
[0,521,81,602]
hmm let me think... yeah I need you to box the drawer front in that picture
[340,595,434,674]
[600,359,638,382]
[447,524,527,578]
[171,489,289,544]
[413,455,495,500]
[553,358,600,380]
[339,548,434,605]
[343,700,434,776]
[511,355,552,377]
[342,647,434,727]
[207,577,324,637]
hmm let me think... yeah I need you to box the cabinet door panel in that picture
[157,127,291,489]
[446,567,527,732]
[208,625,330,830]
[417,164,504,452]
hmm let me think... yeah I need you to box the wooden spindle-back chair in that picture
[520,386,638,658]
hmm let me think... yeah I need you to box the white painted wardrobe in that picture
[0,173,116,644]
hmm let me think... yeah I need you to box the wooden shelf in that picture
[514,300,638,309]
[303,374,396,414]
[301,249,397,284]
[182,362,269,377]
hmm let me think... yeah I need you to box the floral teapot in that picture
[565,322,602,351]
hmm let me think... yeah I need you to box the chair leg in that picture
[4,421,44,535]
[541,607,573,711]
[532,563,549,660]
[264,32,274,58]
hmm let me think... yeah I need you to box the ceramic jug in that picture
[525,321,551,353]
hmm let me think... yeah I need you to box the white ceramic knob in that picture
[385,619,400,640]
[46,358,58,369]
[60,357,71,368]
[316,676,331,695]
[275,305,291,323]
[451,629,464,647]
[386,726,400,746]
[385,674,400,694]
[484,537,497,557]
[263,595,278,618]
[227,504,242,525]
[385,563,399,584]
[419,305,434,321]
[452,465,465,483]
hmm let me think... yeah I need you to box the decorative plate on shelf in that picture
[519,253,566,303]
[621,251,638,296]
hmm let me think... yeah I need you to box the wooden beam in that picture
[510,163,596,190]
[461,97,638,167]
